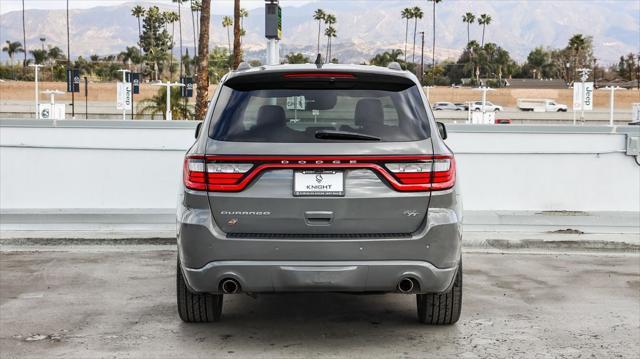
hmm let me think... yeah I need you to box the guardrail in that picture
[1,119,638,235]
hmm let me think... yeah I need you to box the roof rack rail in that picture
[387,62,402,71]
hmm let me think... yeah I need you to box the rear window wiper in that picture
[315,130,381,141]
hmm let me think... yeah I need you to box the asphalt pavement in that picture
[1,247,638,358]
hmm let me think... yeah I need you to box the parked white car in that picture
[432,102,462,111]
[470,101,503,112]
[517,99,568,112]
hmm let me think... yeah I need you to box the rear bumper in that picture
[182,260,458,294]
[177,186,463,294]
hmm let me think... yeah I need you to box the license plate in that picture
[293,171,344,196]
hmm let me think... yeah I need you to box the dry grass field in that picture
[1,80,638,110]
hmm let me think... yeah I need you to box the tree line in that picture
[1,1,638,90]
[367,6,639,88]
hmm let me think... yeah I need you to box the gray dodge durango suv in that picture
[177,63,462,325]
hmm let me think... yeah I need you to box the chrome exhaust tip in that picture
[397,278,415,293]
[221,279,240,294]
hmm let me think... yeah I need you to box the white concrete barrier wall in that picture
[1,120,639,213]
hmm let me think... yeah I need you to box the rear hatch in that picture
[187,70,454,236]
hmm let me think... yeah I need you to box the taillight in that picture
[386,156,455,191]
[183,155,455,192]
[183,156,252,191]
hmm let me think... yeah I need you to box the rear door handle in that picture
[304,211,333,226]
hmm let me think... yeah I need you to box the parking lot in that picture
[1,246,638,358]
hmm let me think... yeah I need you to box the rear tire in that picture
[416,261,462,325]
[177,259,223,323]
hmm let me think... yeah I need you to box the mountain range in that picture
[1,1,638,65]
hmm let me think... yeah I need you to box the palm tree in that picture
[323,14,336,62]
[21,0,27,67]
[2,41,24,65]
[47,46,65,76]
[429,0,442,84]
[240,8,248,31]
[462,12,475,45]
[324,26,337,61]
[222,16,233,52]
[568,34,587,64]
[465,40,480,83]
[118,46,143,67]
[195,0,211,122]
[30,49,48,65]
[233,0,241,67]
[190,0,202,56]
[401,8,413,66]
[411,6,423,64]
[239,7,249,45]
[131,5,146,46]
[139,87,193,120]
[48,46,65,62]
[568,34,588,82]
[166,11,180,43]
[313,9,326,56]
[164,11,180,79]
[478,14,492,47]
[313,9,327,54]
[172,0,185,78]
[369,49,404,67]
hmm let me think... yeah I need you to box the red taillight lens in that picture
[183,156,252,191]
[184,155,455,192]
[386,156,455,191]
[184,157,207,191]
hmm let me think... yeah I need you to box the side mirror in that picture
[195,122,203,139]
[436,121,448,140]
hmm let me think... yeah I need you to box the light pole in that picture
[601,86,626,126]
[29,64,43,119]
[419,31,425,85]
[636,53,640,90]
[66,0,75,119]
[265,0,281,65]
[152,82,184,121]
[84,76,89,120]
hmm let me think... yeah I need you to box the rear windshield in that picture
[208,82,431,143]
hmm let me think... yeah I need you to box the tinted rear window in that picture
[208,80,431,143]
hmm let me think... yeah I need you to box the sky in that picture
[0,0,316,15]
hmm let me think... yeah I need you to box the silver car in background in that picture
[432,102,462,111]
[176,63,463,325]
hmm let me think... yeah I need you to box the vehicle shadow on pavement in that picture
[222,292,419,323]
[172,292,456,354]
